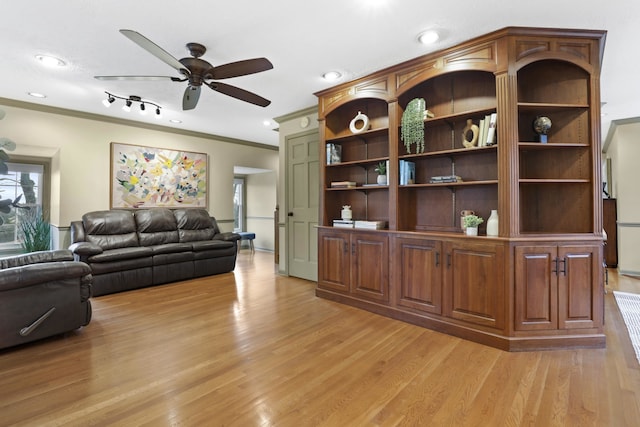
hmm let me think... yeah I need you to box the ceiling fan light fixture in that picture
[322,71,342,82]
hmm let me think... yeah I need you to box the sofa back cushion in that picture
[135,209,179,246]
[173,209,215,242]
[82,210,139,250]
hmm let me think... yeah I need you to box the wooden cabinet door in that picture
[318,229,350,293]
[515,246,558,331]
[395,237,442,314]
[351,233,389,302]
[443,241,505,330]
[558,245,601,329]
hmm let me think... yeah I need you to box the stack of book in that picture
[399,160,416,185]
[354,220,386,230]
[429,175,462,184]
[333,219,354,228]
[330,181,356,188]
[477,112,497,147]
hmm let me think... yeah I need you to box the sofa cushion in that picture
[87,246,153,263]
[174,209,216,242]
[83,210,139,250]
[135,209,180,246]
[189,240,234,252]
[149,242,194,255]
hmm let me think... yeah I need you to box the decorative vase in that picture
[341,205,352,220]
[466,226,478,236]
[486,209,499,237]
[377,175,387,185]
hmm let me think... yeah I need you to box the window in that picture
[233,177,245,232]
[0,159,49,251]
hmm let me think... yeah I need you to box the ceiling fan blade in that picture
[119,29,189,75]
[211,58,273,80]
[207,82,271,107]
[183,86,201,110]
[95,75,182,81]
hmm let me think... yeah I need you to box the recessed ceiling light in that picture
[417,30,439,45]
[323,71,342,82]
[28,92,47,98]
[35,54,66,67]
[169,119,182,124]
[263,120,272,127]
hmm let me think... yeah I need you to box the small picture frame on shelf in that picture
[326,143,342,164]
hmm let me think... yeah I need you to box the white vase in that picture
[341,207,352,220]
[466,227,478,236]
[486,209,499,237]
[377,175,387,185]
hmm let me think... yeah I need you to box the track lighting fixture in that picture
[102,92,162,117]
[102,95,115,107]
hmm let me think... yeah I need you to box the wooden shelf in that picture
[316,27,605,351]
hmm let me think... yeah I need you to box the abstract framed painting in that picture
[110,142,208,209]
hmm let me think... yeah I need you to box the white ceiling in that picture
[1,1,637,147]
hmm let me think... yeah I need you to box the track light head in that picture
[102,95,115,108]
[122,99,132,112]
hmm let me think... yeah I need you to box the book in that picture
[477,118,486,147]
[485,113,497,145]
[354,220,386,229]
[330,181,356,188]
[399,160,415,185]
[333,219,354,228]
[429,175,462,183]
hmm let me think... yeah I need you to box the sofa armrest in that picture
[214,232,241,242]
[0,261,92,292]
[69,242,103,257]
[0,250,74,269]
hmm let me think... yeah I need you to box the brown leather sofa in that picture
[69,208,240,296]
[0,250,92,350]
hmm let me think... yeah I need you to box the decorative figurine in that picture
[533,116,552,143]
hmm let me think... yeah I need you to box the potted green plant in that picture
[19,208,51,252]
[401,98,426,154]
[463,214,483,236]
[374,161,387,185]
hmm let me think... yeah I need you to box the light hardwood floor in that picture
[1,252,639,426]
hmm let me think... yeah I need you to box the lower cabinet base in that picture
[316,288,606,352]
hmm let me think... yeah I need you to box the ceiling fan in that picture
[95,30,273,110]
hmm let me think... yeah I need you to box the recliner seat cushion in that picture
[87,246,153,263]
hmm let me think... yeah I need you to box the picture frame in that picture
[110,142,208,209]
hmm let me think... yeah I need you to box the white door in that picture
[287,130,319,281]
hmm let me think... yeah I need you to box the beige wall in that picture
[603,118,640,276]
[246,171,277,251]
[0,102,278,249]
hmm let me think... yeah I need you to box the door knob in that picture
[288,212,294,217]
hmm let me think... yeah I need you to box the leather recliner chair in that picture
[0,249,92,350]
